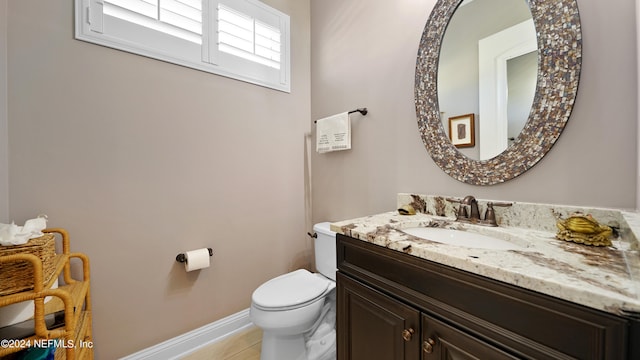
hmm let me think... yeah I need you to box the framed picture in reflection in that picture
[448,113,475,148]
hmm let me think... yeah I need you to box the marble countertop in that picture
[330,194,640,316]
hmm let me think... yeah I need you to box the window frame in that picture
[74,0,291,93]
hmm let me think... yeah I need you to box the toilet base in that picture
[260,331,307,360]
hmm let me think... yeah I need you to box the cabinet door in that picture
[337,272,421,360]
[421,313,519,360]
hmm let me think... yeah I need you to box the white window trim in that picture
[74,0,290,93]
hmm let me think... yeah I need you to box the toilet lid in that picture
[252,269,330,309]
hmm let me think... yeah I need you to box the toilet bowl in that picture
[250,222,337,360]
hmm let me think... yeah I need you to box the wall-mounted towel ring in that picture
[176,248,213,263]
[314,108,367,123]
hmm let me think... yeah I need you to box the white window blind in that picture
[105,0,202,43]
[75,0,290,92]
[218,4,281,69]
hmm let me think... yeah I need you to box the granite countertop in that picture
[330,194,640,316]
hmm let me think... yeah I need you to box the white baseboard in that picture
[120,308,253,360]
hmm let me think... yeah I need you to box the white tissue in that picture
[183,248,211,271]
[0,216,48,246]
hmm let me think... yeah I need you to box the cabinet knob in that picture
[402,328,415,341]
[423,338,436,354]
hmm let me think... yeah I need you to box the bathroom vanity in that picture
[333,194,640,359]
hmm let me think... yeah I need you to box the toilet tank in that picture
[313,222,337,281]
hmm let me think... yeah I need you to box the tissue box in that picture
[0,234,57,296]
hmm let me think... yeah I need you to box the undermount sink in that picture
[400,227,524,250]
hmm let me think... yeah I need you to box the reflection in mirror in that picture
[506,51,537,148]
[415,0,582,185]
[478,18,537,159]
[437,0,536,160]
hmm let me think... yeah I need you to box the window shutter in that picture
[106,0,157,19]
[104,0,202,43]
[160,0,202,35]
[217,3,281,69]
[88,0,105,33]
[76,0,290,92]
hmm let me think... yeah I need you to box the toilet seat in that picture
[252,269,332,311]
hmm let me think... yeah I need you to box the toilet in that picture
[250,222,337,360]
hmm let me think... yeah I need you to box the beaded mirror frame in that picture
[414,0,582,185]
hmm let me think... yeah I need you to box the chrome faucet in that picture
[447,196,512,227]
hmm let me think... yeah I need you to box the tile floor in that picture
[180,325,262,360]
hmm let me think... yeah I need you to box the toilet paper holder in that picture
[176,248,213,263]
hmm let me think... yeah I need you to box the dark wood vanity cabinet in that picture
[421,312,520,359]
[337,272,517,360]
[337,273,421,359]
[336,234,640,359]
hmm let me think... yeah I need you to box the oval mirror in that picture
[415,0,582,185]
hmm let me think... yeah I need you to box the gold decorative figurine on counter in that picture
[556,213,613,247]
[397,204,416,215]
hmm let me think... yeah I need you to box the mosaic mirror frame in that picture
[415,0,582,185]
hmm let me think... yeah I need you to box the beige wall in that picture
[0,0,8,222]
[5,0,311,358]
[310,0,638,225]
[637,0,640,210]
